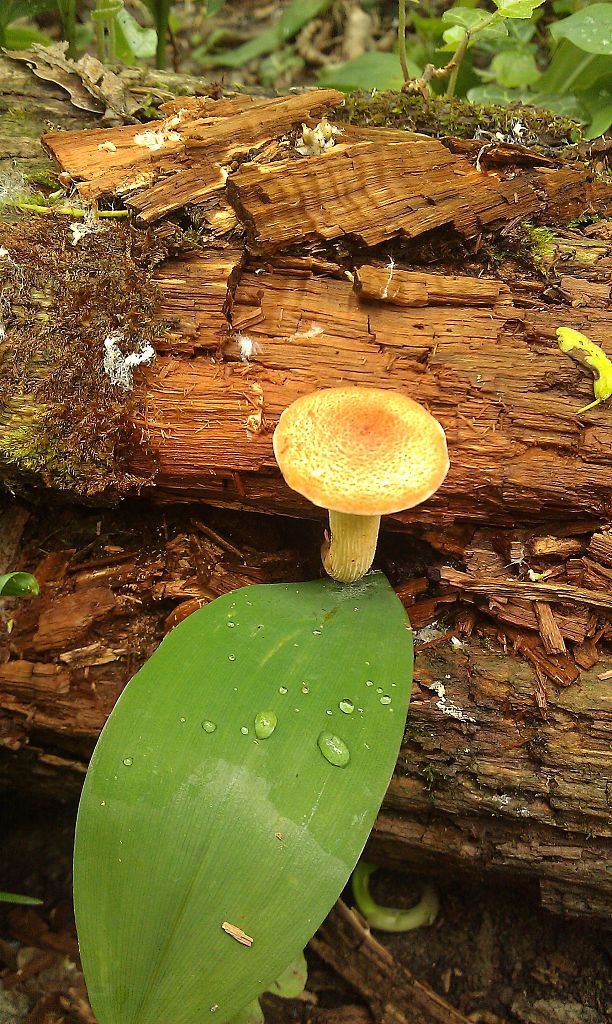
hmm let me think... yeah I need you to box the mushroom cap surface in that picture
[273,386,449,516]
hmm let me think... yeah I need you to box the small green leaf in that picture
[0,891,43,905]
[0,572,40,598]
[493,0,545,18]
[489,51,540,88]
[269,951,308,998]
[3,25,53,46]
[207,0,227,14]
[201,0,331,67]
[228,1000,264,1024]
[114,8,157,61]
[550,3,612,55]
[441,10,507,50]
[317,51,415,92]
[75,574,413,1024]
[579,77,612,139]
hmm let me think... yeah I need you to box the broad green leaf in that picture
[550,4,612,55]
[201,0,331,67]
[467,82,530,105]
[528,91,586,121]
[493,0,545,19]
[489,51,540,88]
[0,0,57,30]
[269,951,308,998]
[3,26,53,47]
[75,573,413,1024]
[317,51,417,92]
[115,8,157,61]
[534,39,606,94]
[229,1000,264,1024]
[0,572,39,597]
[0,891,43,905]
[579,77,612,139]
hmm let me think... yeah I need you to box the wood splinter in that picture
[221,921,254,946]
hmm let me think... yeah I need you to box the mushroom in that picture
[272,386,449,584]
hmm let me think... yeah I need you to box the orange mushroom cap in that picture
[273,386,449,516]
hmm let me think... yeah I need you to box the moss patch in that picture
[0,216,167,497]
[333,92,582,154]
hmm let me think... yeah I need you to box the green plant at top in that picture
[320,1,612,140]
[0,0,56,49]
[74,387,449,1024]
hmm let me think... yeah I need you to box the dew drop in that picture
[279,686,288,695]
[228,655,236,662]
[210,1006,219,1014]
[380,695,392,705]
[179,716,186,723]
[312,629,322,636]
[301,684,310,694]
[202,720,217,733]
[227,621,235,628]
[318,731,350,768]
[240,726,249,735]
[339,699,354,714]
[122,757,133,767]
[365,679,374,687]
[376,687,383,694]
[326,709,333,715]
[100,800,106,807]
[254,711,277,739]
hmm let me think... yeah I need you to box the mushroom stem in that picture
[322,511,381,584]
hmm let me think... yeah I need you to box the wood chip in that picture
[221,921,253,946]
[534,601,566,655]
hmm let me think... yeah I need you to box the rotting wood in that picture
[311,900,472,1024]
[1,501,610,924]
[1,65,611,924]
[1,89,611,526]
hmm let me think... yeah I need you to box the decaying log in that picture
[0,79,611,530]
[1,60,611,926]
[311,901,471,1024]
[1,500,610,925]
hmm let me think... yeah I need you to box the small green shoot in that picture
[0,572,40,598]
[351,861,439,932]
[557,327,612,415]
[0,891,43,905]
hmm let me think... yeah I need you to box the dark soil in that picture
[1,793,611,1024]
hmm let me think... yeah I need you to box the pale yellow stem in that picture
[321,511,381,584]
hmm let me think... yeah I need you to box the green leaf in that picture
[0,572,40,597]
[114,8,157,61]
[3,25,53,46]
[0,0,57,30]
[493,0,545,18]
[467,82,531,105]
[579,76,612,139]
[207,0,227,14]
[201,0,331,67]
[550,3,612,55]
[441,10,507,51]
[269,951,308,998]
[489,51,540,88]
[534,39,606,94]
[75,573,413,1024]
[0,891,43,905]
[317,51,416,92]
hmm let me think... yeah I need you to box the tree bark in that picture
[1,57,611,925]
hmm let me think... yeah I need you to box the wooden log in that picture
[1,58,611,925]
[0,68,611,530]
[1,499,610,925]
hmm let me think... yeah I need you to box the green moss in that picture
[332,92,582,154]
[0,217,167,496]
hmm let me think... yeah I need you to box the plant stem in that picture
[445,30,470,100]
[58,0,78,58]
[155,0,171,69]
[352,862,439,932]
[560,52,594,93]
[397,0,411,85]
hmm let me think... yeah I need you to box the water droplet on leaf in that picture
[279,686,288,695]
[254,711,277,739]
[240,726,249,735]
[202,720,217,733]
[380,695,392,705]
[122,757,133,767]
[318,731,350,768]
[339,699,354,714]
[228,655,236,662]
